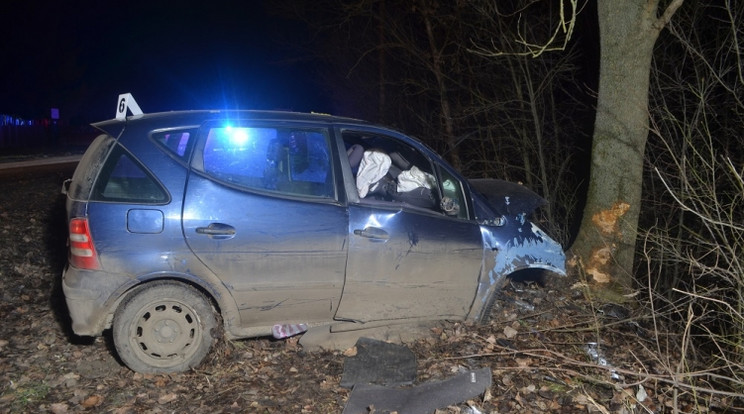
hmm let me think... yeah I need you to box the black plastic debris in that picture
[342,367,492,414]
[340,337,417,388]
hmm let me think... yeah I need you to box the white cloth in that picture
[356,150,392,198]
[397,166,436,192]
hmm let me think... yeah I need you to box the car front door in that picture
[183,123,348,326]
[334,130,483,323]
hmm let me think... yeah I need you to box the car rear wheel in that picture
[112,281,217,373]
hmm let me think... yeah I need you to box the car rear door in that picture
[182,123,348,326]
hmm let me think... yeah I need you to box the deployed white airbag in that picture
[356,150,392,198]
[397,166,436,193]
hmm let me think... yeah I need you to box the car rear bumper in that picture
[62,265,132,336]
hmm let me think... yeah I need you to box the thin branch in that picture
[672,288,744,322]
[441,346,744,399]
[654,0,685,30]
[653,167,744,232]
[468,0,579,58]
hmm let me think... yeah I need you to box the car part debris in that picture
[340,337,416,388]
[271,323,307,339]
[342,367,492,414]
[584,342,622,381]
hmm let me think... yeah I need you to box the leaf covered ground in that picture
[0,169,738,413]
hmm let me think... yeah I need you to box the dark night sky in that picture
[0,0,326,123]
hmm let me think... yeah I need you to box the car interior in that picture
[342,131,440,211]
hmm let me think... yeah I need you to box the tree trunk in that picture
[377,0,387,123]
[571,0,683,291]
[421,7,461,170]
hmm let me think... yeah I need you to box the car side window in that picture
[152,128,197,161]
[91,145,169,203]
[201,126,333,198]
[343,131,439,211]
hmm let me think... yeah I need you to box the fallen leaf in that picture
[515,358,533,367]
[502,375,513,386]
[343,346,358,357]
[49,402,69,414]
[158,392,178,404]
[81,395,103,409]
[483,387,493,402]
[571,282,588,290]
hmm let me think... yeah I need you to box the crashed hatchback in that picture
[61,94,565,373]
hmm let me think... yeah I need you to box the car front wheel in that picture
[112,281,217,373]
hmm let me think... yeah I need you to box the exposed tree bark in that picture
[571,0,684,291]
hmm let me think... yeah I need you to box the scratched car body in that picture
[61,96,565,373]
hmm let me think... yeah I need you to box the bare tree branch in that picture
[654,0,685,30]
[468,0,579,58]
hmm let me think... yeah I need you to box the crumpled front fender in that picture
[468,222,566,322]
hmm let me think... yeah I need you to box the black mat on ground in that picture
[340,337,417,388]
[342,367,492,414]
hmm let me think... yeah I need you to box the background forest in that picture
[273,0,744,402]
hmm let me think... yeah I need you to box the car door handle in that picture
[196,223,236,239]
[353,227,389,240]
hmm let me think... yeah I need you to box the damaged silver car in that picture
[61,94,565,373]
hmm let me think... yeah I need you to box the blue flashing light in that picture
[223,125,250,147]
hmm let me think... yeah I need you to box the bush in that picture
[641,0,744,403]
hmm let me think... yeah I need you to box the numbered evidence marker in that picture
[115,93,143,120]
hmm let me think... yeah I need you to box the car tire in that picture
[112,281,217,373]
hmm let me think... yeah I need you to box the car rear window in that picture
[90,144,169,203]
[200,126,333,198]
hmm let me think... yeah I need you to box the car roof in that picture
[92,110,370,136]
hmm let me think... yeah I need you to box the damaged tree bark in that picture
[571,0,684,292]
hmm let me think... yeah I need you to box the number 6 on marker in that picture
[115,93,143,120]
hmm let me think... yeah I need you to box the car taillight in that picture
[68,218,100,270]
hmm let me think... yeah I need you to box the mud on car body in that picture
[61,94,565,373]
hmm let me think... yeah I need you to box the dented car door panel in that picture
[336,203,483,322]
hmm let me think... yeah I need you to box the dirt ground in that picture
[0,168,736,413]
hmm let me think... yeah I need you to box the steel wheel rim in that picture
[129,299,202,366]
